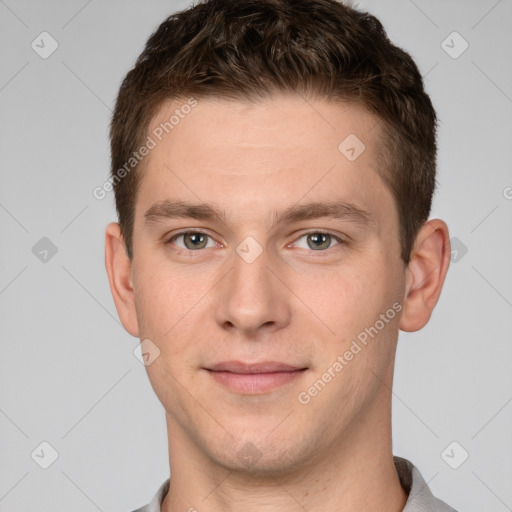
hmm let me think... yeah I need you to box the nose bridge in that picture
[214,241,290,335]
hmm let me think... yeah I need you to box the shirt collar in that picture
[137,456,456,512]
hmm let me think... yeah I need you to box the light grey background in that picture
[0,0,511,510]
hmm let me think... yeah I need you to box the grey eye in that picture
[294,232,340,251]
[307,233,331,250]
[172,231,215,250]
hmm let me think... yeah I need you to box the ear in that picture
[399,219,451,332]
[104,222,140,337]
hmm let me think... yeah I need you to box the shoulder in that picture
[394,456,459,512]
[128,478,170,512]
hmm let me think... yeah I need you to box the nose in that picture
[214,244,291,338]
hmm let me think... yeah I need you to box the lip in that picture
[205,361,308,394]
[207,361,305,373]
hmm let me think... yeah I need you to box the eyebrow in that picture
[144,200,226,224]
[144,199,372,228]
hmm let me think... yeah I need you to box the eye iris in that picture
[184,232,207,249]
[307,233,331,250]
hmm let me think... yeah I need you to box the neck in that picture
[161,400,407,512]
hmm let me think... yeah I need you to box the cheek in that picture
[294,259,391,340]
[132,256,203,343]
[133,266,203,397]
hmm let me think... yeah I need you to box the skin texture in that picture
[105,94,450,511]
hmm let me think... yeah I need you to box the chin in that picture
[204,429,316,478]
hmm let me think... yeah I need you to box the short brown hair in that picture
[109,0,437,263]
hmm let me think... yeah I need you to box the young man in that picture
[105,0,456,510]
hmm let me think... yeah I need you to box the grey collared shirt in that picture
[131,456,457,512]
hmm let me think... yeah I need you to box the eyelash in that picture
[165,229,346,255]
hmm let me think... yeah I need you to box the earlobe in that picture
[399,219,451,332]
[104,222,140,337]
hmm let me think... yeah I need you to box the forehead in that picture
[137,93,392,229]
[147,93,380,159]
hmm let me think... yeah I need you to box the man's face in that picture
[129,94,407,473]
